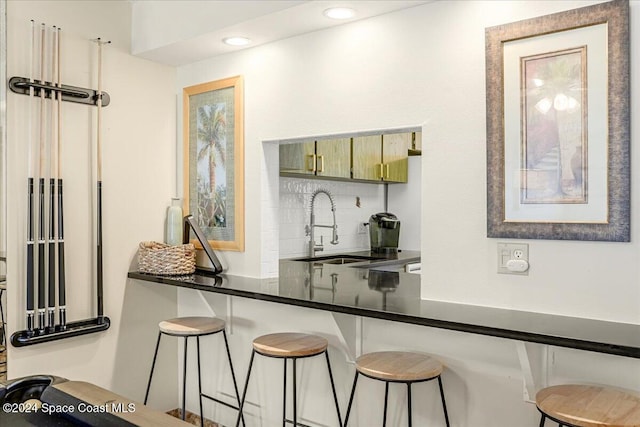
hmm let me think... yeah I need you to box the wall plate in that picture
[497,242,529,275]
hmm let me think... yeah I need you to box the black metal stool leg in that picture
[182,337,188,421]
[283,358,287,427]
[407,383,412,427]
[324,351,343,427]
[538,412,546,427]
[0,289,5,346]
[293,357,297,426]
[235,350,255,427]
[144,331,162,405]
[197,336,204,427]
[383,382,389,427]
[437,376,450,427]
[344,371,359,426]
[222,330,246,427]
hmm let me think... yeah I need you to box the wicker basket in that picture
[138,241,196,275]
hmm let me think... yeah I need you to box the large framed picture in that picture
[486,0,629,241]
[183,76,244,251]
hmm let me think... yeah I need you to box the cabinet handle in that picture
[317,155,325,173]
[385,164,390,179]
[306,154,317,172]
[378,163,384,179]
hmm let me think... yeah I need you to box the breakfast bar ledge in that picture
[129,259,640,401]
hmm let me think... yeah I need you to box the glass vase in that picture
[166,198,183,246]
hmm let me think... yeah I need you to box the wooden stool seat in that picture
[356,351,444,382]
[235,332,341,427]
[536,384,640,427]
[158,316,226,336]
[345,350,450,426]
[146,316,243,426]
[252,332,328,357]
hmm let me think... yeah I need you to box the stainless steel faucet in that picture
[305,189,338,257]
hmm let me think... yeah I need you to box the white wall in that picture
[1,1,633,426]
[177,0,640,323]
[173,2,640,426]
[279,177,382,259]
[0,0,5,261]
[418,0,640,323]
[279,158,422,258]
[6,0,179,408]
[388,156,422,251]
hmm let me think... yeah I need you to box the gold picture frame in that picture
[183,76,244,251]
[486,0,629,242]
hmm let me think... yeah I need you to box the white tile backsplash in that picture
[279,177,384,258]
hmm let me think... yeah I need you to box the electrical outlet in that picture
[357,222,368,234]
[497,242,529,275]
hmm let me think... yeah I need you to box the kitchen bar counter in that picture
[128,253,640,359]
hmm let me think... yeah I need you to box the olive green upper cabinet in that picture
[382,133,411,182]
[280,138,350,179]
[315,138,350,179]
[279,141,315,176]
[353,132,411,183]
[352,135,382,181]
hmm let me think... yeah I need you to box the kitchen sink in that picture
[291,254,381,264]
[319,257,371,264]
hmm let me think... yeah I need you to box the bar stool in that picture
[536,384,640,427]
[234,332,342,427]
[344,351,450,427]
[144,316,244,426]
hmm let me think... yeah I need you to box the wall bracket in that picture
[516,341,549,402]
[10,316,111,347]
[8,76,110,107]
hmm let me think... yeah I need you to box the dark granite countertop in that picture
[128,250,640,359]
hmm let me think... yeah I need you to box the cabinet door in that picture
[352,135,383,181]
[279,141,315,175]
[382,133,410,183]
[316,138,351,179]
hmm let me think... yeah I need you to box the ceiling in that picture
[131,1,431,66]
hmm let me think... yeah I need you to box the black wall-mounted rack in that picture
[8,76,110,107]
[11,317,111,347]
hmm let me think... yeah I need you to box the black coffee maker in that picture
[368,212,400,254]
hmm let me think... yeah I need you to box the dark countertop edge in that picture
[127,272,640,359]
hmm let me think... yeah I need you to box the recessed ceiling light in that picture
[323,7,355,20]
[223,37,251,46]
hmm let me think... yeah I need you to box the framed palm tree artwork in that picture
[486,0,629,242]
[183,76,244,251]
